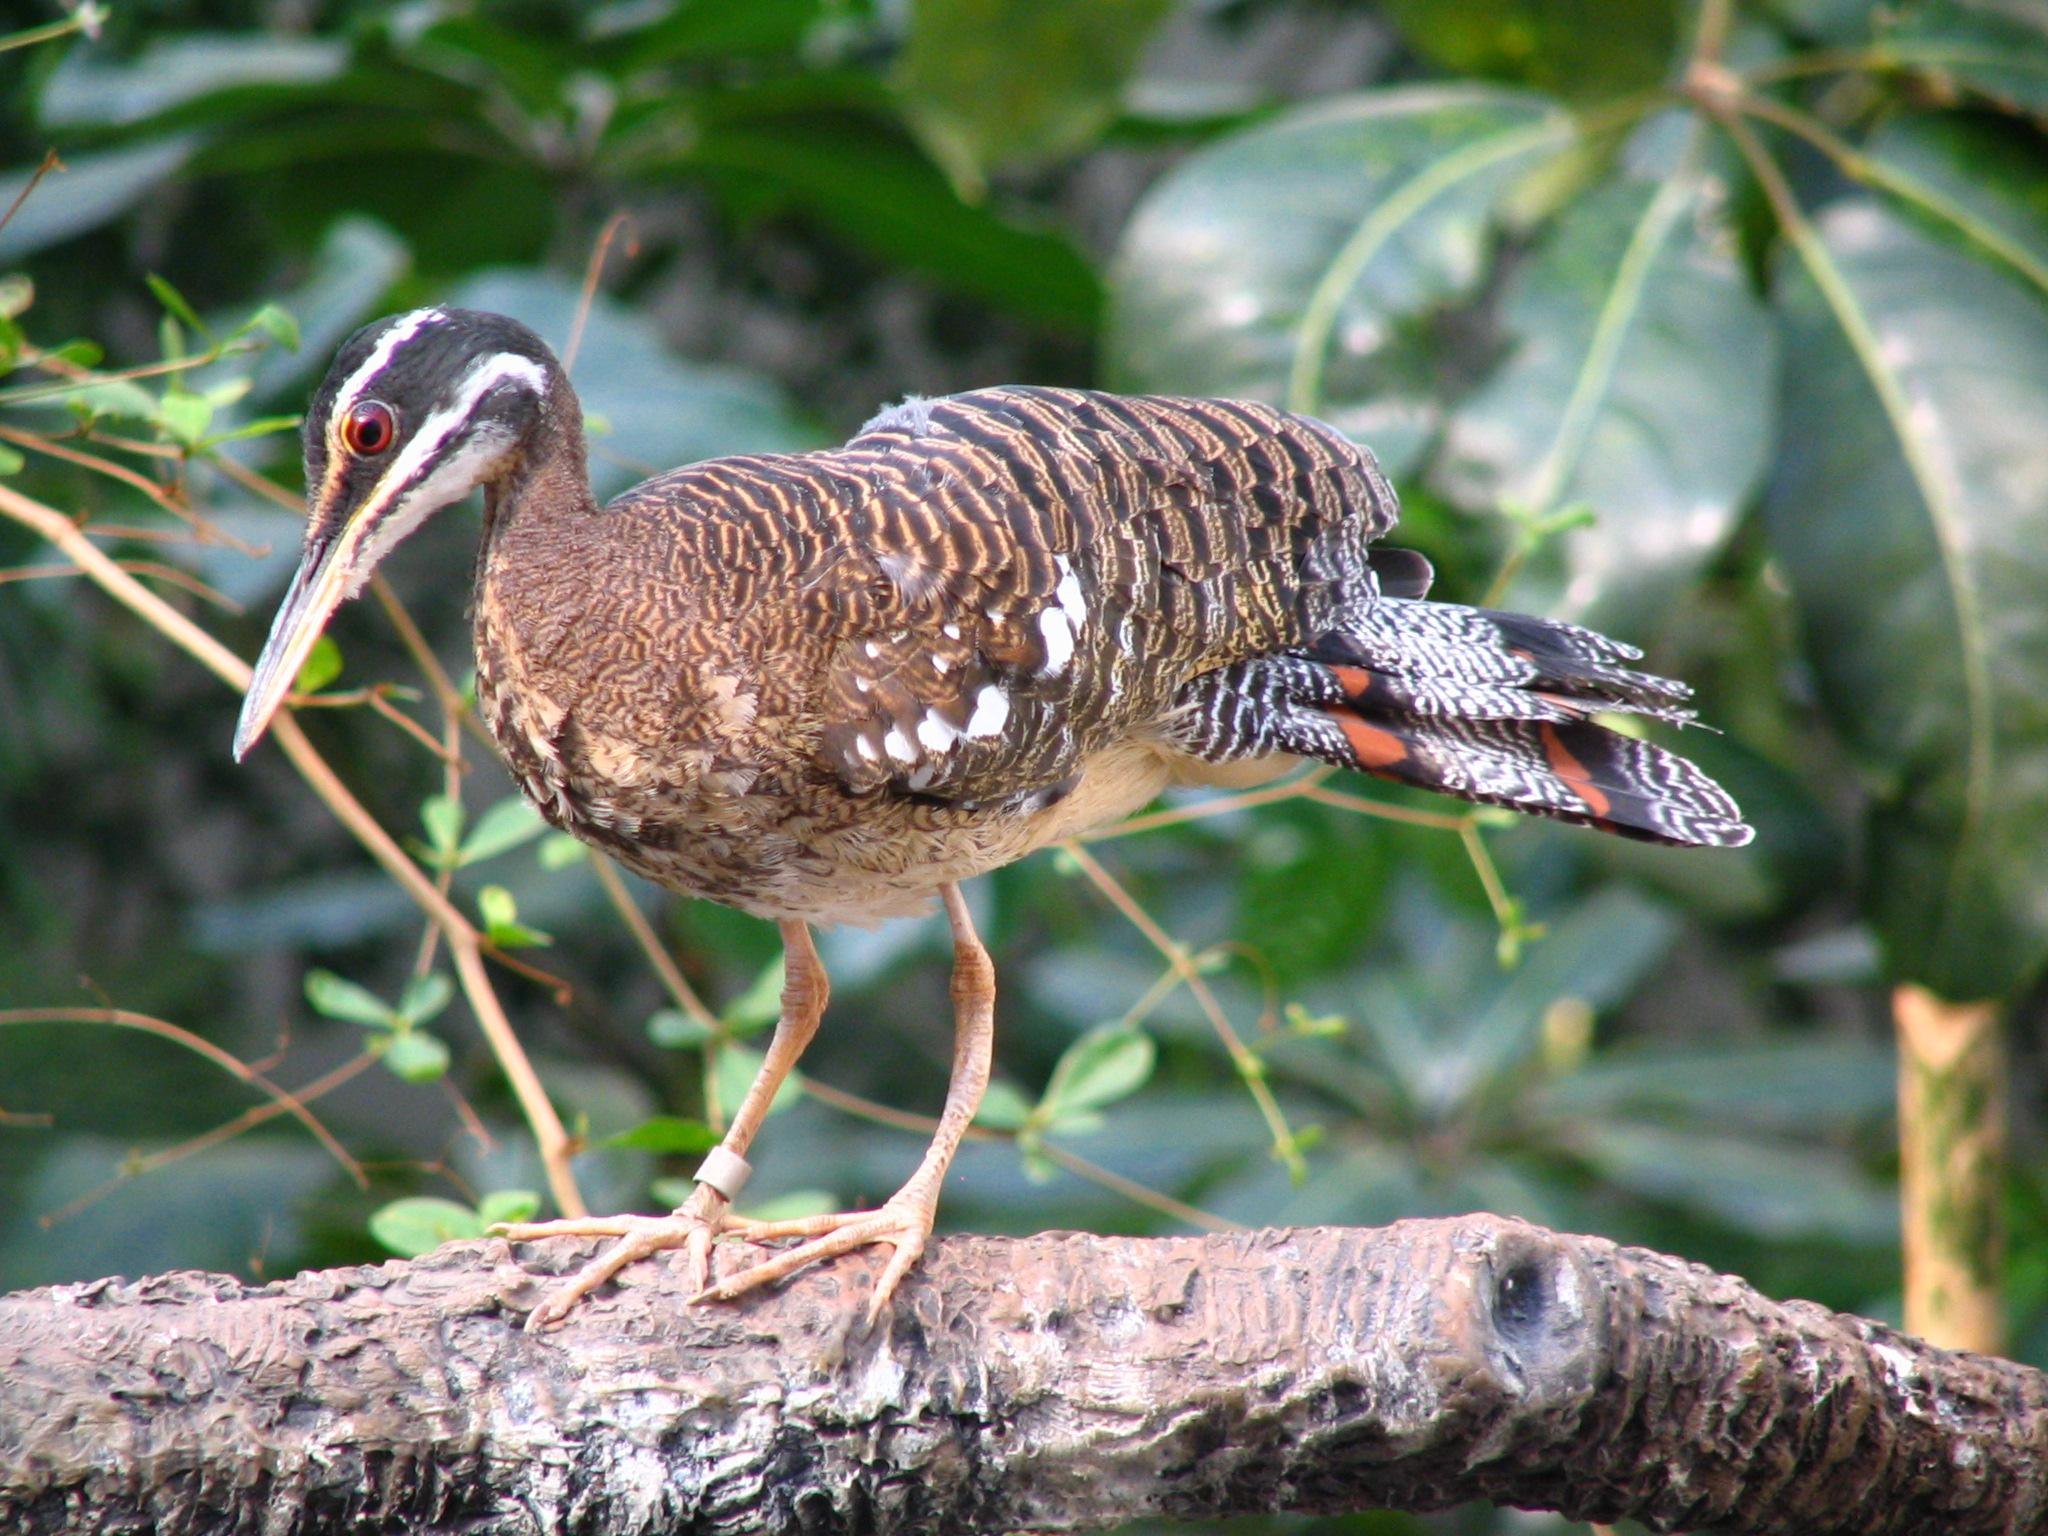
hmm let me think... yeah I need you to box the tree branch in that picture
[3,1217,2042,1534]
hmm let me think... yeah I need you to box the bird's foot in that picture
[497,1183,774,1332]
[689,1182,941,1326]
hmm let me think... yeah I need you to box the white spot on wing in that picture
[883,725,917,763]
[1055,562,1087,628]
[917,710,958,753]
[853,734,879,763]
[1037,607,1074,675]
[966,685,1010,739]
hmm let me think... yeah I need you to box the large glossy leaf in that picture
[897,0,1173,195]
[1107,85,1570,477]
[448,269,822,498]
[37,35,347,129]
[1378,0,1680,102]
[670,122,1102,330]
[1433,163,1778,633]
[1864,115,2048,298]
[1883,0,2048,123]
[1762,198,2048,999]
[0,139,197,261]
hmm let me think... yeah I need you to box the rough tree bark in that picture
[2,1216,2043,1535]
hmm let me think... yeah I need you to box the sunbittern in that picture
[236,307,1751,1330]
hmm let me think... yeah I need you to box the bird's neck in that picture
[482,373,600,544]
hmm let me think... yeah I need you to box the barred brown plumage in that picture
[234,307,1751,1332]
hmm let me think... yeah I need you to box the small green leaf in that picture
[418,794,464,867]
[647,1008,713,1049]
[600,1115,720,1154]
[537,833,587,869]
[1039,1023,1155,1124]
[397,971,453,1027]
[155,386,212,446]
[478,883,551,948]
[303,968,395,1028]
[458,797,547,866]
[716,1043,802,1121]
[648,1176,693,1208]
[197,413,301,448]
[247,301,300,352]
[478,884,517,930]
[144,271,207,336]
[740,1188,838,1223]
[721,955,785,1036]
[381,1030,450,1083]
[974,1079,1035,1131]
[477,1188,540,1227]
[67,379,156,421]
[368,1196,482,1257]
[293,635,341,695]
[0,444,23,476]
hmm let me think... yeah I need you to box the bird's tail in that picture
[1171,597,1753,848]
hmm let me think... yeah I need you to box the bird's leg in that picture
[499,919,829,1331]
[690,882,995,1324]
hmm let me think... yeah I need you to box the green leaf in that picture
[600,1115,721,1154]
[537,832,587,869]
[1039,1023,1156,1124]
[65,380,158,423]
[418,794,464,868]
[477,884,550,948]
[38,34,348,128]
[154,387,213,447]
[660,125,1103,333]
[144,272,207,338]
[397,972,453,1027]
[476,1188,540,1227]
[1762,198,2048,999]
[0,444,24,476]
[293,635,342,695]
[1883,0,2048,124]
[1107,85,1570,478]
[1377,0,1680,102]
[0,139,199,262]
[303,968,395,1028]
[721,955,785,1036]
[897,0,1174,196]
[715,1043,803,1121]
[1571,1123,1896,1243]
[380,1029,451,1083]
[368,1196,481,1257]
[1863,115,2048,300]
[1433,163,1778,633]
[740,1188,839,1223]
[245,302,301,352]
[457,796,547,867]
[974,1079,1035,1131]
[647,1008,714,1049]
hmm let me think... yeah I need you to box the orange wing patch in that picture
[1329,709,1408,769]
[1538,722,1612,819]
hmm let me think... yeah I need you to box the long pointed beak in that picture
[233,534,346,760]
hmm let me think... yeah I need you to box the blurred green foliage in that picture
[3,2,2047,1531]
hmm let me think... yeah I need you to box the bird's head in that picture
[234,307,564,759]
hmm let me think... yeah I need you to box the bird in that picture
[235,306,1752,1331]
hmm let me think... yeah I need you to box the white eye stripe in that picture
[333,351,551,600]
[332,307,446,431]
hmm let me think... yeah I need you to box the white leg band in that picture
[694,1146,753,1201]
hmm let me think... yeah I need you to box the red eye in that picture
[343,400,396,455]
